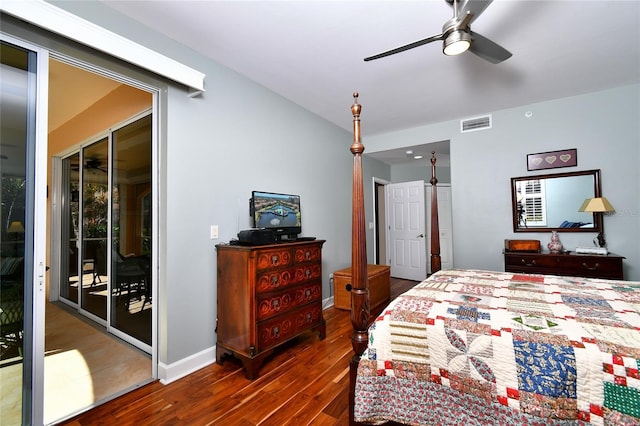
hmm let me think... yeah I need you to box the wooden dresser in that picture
[216,240,326,379]
[504,250,625,280]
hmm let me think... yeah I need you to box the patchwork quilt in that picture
[354,269,640,425]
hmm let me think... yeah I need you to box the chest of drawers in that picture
[216,240,325,379]
[504,251,624,280]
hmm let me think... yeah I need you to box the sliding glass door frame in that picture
[47,51,159,366]
[0,33,49,426]
[1,29,159,421]
[57,135,112,327]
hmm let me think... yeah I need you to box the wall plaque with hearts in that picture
[527,149,577,171]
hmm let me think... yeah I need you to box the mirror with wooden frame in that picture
[511,169,602,233]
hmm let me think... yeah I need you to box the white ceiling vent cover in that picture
[460,114,492,133]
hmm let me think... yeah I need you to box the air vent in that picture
[460,114,492,133]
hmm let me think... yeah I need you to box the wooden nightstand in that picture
[504,250,625,280]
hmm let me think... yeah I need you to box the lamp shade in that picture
[7,221,25,233]
[578,197,615,213]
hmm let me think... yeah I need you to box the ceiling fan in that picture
[72,158,108,173]
[364,0,511,64]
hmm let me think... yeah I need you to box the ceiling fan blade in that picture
[469,31,512,64]
[364,34,443,61]
[456,0,493,25]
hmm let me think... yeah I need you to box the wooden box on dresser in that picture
[504,250,625,280]
[216,240,326,379]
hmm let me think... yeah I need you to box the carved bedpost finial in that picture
[430,151,438,186]
[351,92,360,116]
[350,92,364,155]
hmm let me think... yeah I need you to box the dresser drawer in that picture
[256,282,322,321]
[505,253,555,270]
[256,269,294,293]
[257,303,323,350]
[293,245,322,264]
[255,248,293,270]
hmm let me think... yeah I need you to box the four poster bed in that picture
[346,94,640,425]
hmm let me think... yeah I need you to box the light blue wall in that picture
[365,85,640,280]
[9,2,639,373]
[13,2,355,366]
[391,164,451,184]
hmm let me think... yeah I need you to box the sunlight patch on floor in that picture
[44,349,94,424]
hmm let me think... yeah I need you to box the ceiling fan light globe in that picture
[443,31,471,56]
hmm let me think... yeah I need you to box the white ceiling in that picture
[99,0,640,166]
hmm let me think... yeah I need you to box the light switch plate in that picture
[210,225,219,239]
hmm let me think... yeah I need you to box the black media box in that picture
[238,228,276,245]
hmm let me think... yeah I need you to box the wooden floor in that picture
[1,302,151,425]
[62,277,418,426]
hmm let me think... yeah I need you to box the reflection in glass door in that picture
[80,139,109,320]
[111,115,152,346]
[60,153,79,304]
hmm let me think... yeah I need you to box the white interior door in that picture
[427,184,453,271]
[386,180,426,280]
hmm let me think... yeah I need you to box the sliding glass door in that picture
[59,114,152,349]
[80,138,109,321]
[111,115,152,346]
[0,38,46,426]
[60,153,79,304]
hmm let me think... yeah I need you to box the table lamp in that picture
[578,197,615,247]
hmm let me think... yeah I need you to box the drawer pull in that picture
[520,259,536,267]
[271,255,279,266]
[582,262,599,271]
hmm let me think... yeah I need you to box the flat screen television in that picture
[250,190,302,241]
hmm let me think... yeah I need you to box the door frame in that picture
[2,17,164,423]
[0,32,49,426]
[48,53,158,359]
[372,176,390,265]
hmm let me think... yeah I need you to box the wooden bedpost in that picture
[349,92,369,426]
[430,151,441,274]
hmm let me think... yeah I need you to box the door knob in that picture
[417,234,424,238]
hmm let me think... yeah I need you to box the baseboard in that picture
[158,345,216,385]
[323,295,334,310]
[159,297,335,385]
